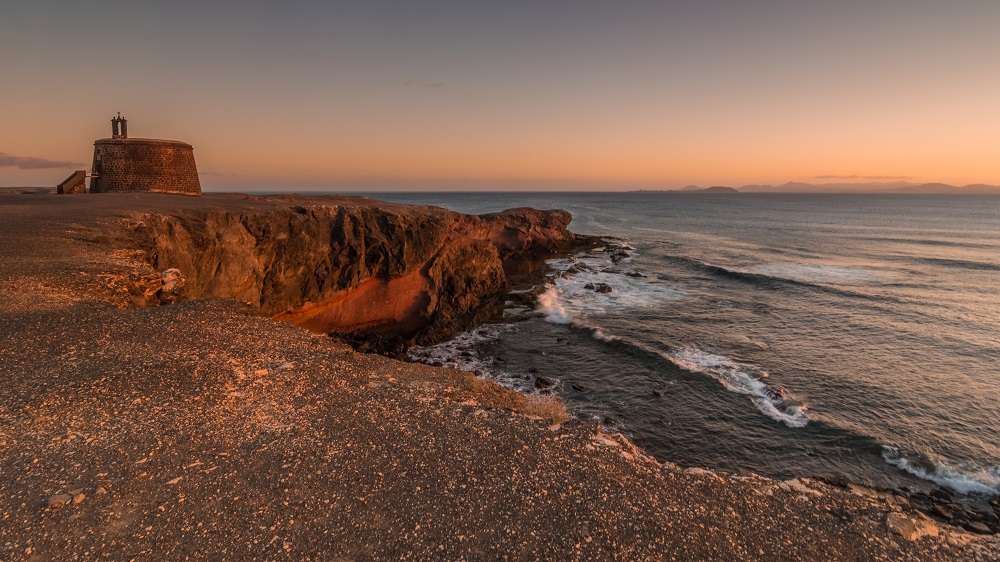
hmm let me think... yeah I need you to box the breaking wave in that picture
[882,447,1000,496]
[664,349,810,428]
[539,252,810,428]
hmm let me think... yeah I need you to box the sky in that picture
[1,0,999,191]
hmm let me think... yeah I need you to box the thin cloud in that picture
[814,174,911,181]
[0,152,83,170]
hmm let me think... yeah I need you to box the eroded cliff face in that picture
[127,202,575,345]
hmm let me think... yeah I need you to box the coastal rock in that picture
[129,201,576,346]
[47,494,73,509]
[887,513,939,541]
[931,505,954,520]
[158,268,186,304]
[609,250,630,264]
[780,478,823,497]
[847,484,879,499]
[930,489,953,502]
[964,521,992,534]
[534,377,554,390]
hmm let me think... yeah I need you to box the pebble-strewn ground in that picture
[1,193,997,561]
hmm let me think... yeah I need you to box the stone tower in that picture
[89,114,202,195]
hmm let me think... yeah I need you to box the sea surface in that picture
[360,192,1000,498]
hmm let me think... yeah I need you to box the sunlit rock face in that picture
[127,202,574,343]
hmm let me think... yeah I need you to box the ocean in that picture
[363,192,1000,498]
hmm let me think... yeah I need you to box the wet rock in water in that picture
[650,389,664,397]
[624,271,645,278]
[527,367,539,373]
[570,383,589,392]
[584,283,595,290]
[47,494,73,509]
[886,513,939,541]
[767,385,789,400]
[609,249,630,264]
[534,377,553,390]
[594,283,613,293]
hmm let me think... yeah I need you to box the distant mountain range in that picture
[636,182,1000,194]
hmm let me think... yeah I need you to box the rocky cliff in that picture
[126,200,576,346]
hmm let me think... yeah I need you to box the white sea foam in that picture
[407,323,533,391]
[536,286,620,341]
[664,349,810,428]
[591,328,617,342]
[537,287,573,324]
[882,447,1000,496]
[538,256,685,323]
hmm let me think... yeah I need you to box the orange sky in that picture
[2,2,998,190]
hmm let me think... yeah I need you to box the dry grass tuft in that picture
[521,393,571,425]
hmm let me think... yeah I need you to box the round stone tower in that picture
[89,114,202,195]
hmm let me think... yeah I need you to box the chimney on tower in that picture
[111,113,127,139]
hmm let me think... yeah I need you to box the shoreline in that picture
[0,192,996,560]
[405,239,1000,526]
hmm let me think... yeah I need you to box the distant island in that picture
[636,185,740,193]
[635,181,1000,194]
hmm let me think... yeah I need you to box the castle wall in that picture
[57,170,87,194]
[90,139,201,195]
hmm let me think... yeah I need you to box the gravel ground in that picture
[1,193,997,561]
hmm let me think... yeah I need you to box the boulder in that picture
[886,513,939,541]
[963,521,992,534]
[158,268,186,304]
[47,494,73,509]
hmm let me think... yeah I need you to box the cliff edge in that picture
[121,198,575,346]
